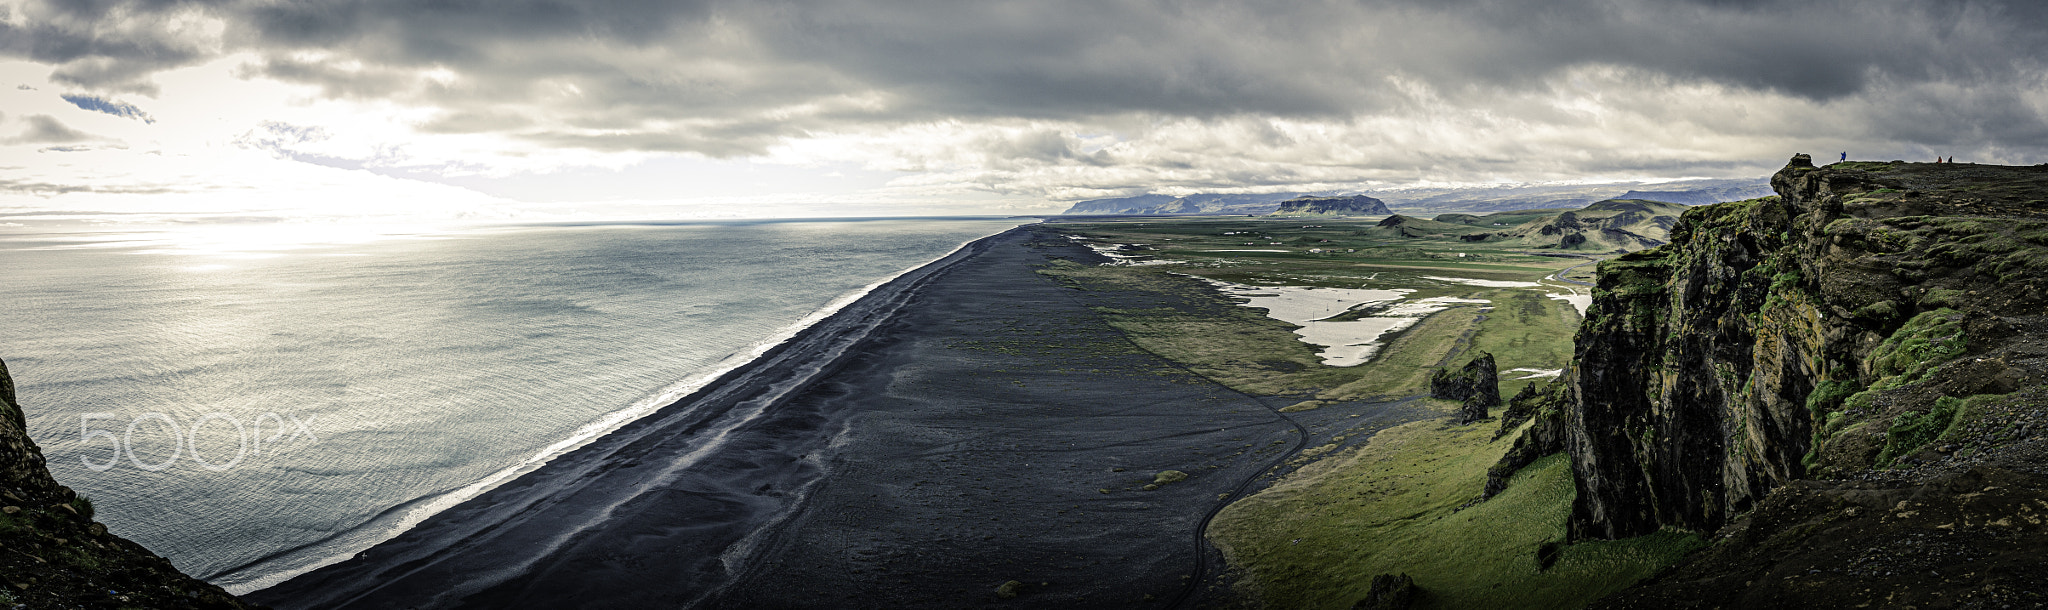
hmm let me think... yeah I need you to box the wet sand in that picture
[249,226,1422,609]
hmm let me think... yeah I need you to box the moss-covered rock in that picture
[1484,378,1568,499]
[1431,352,1501,424]
[1565,155,2048,540]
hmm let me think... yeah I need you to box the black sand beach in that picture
[249,225,1420,609]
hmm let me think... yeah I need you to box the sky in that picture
[3,0,2047,225]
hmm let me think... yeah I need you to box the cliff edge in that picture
[1536,156,2048,606]
[0,358,256,609]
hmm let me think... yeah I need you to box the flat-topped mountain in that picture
[1270,195,1392,216]
[1059,192,1310,215]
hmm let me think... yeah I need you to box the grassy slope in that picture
[1210,427,1701,609]
[1469,290,1581,397]
[1043,218,1692,608]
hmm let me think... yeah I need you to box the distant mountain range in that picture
[1057,178,1771,216]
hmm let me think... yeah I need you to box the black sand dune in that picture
[250,226,1418,609]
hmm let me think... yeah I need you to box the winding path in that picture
[1549,258,1598,287]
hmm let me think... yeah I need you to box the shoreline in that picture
[250,224,1424,609]
[239,224,1023,602]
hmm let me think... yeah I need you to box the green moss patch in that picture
[1866,308,1967,388]
[1211,423,1696,609]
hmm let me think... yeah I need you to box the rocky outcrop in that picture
[1272,195,1393,216]
[1485,379,1567,498]
[1561,155,2048,541]
[0,358,256,609]
[1351,573,1419,610]
[1593,463,2048,608]
[1432,352,1500,424]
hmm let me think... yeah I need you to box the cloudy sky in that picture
[3,0,2046,223]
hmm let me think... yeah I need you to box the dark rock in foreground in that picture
[1564,155,2048,540]
[1484,379,1567,499]
[0,358,257,609]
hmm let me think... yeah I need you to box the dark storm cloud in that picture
[6,0,2048,180]
[0,0,228,93]
[11,0,2041,113]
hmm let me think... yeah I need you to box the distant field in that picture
[1040,217,1689,609]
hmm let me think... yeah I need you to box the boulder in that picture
[1351,573,1419,610]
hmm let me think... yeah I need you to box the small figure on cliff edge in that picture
[1840,152,1847,162]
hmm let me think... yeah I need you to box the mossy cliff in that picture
[0,358,256,609]
[1540,155,2048,605]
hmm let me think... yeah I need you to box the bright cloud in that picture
[2,0,2046,221]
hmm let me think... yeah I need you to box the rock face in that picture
[1593,463,2048,608]
[1560,156,2048,541]
[1432,352,1501,424]
[1351,573,1419,610]
[0,358,255,609]
[1271,195,1393,216]
[1485,379,1568,498]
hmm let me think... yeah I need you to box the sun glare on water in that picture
[16,222,471,270]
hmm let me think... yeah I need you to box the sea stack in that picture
[1431,352,1501,424]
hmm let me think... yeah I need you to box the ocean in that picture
[0,217,1028,592]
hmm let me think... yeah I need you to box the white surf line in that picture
[310,231,984,610]
[218,224,1026,595]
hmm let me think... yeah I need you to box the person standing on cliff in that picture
[1841,152,1847,162]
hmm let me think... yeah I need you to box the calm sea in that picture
[0,217,1027,592]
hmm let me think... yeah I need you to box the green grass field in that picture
[1210,420,1702,609]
